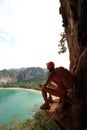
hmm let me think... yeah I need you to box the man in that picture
[39,61,73,109]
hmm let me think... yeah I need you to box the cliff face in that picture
[44,98,85,130]
[0,69,18,84]
[18,67,47,81]
[0,67,47,84]
[43,0,87,130]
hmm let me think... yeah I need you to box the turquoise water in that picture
[0,89,44,125]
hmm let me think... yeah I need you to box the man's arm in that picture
[39,73,52,88]
[44,73,52,87]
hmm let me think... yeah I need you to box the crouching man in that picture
[39,61,73,110]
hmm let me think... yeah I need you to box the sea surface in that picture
[0,89,44,125]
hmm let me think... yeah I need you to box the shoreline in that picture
[0,87,41,94]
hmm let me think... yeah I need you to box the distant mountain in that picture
[0,67,48,84]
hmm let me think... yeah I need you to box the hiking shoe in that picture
[40,103,50,110]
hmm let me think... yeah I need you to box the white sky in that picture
[0,0,69,70]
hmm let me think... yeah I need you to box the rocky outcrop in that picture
[0,69,18,84]
[18,67,47,81]
[59,0,87,101]
[0,77,17,83]
[44,97,87,130]
[0,67,47,84]
[43,0,87,129]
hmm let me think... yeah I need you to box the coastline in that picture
[0,87,41,94]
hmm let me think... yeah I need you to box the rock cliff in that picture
[43,0,87,129]
[0,67,47,84]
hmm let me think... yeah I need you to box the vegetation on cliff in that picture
[0,106,59,130]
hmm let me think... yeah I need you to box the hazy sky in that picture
[0,0,69,70]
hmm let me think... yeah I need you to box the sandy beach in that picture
[0,87,41,93]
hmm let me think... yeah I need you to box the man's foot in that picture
[40,103,50,110]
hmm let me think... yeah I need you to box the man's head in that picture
[46,61,55,71]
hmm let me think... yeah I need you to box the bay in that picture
[0,89,44,125]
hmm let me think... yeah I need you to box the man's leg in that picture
[40,87,58,110]
[41,90,48,104]
[40,90,50,109]
[40,86,67,109]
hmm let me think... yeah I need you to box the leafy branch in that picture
[58,29,67,54]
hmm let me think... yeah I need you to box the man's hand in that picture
[39,83,44,88]
[39,83,47,89]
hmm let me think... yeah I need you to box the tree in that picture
[55,0,87,130]
[58,29,67,54]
